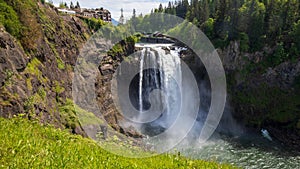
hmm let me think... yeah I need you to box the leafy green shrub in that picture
[267,42,288,67]
[37,87,46,100]
[80,17,105,32]
[5,0,42,51]
[292,21,300,49]
[289,20,300,59]
[0,0,22,38]
[56,57,65,70]
[126,35,140,44]
[213,38,230,49]
[106,35,139,56]
[58,99,79,131]
[201,18,215,40]
[239,32,249,52]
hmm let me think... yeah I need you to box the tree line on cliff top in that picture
[128,0,299,67]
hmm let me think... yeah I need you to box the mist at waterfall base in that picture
[115,43,300,168]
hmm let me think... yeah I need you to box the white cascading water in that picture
[138,45,182,131]
[139,49,145,113]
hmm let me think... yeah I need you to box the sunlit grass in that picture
[0,117,236,168]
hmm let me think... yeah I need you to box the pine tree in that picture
[281,0,298,31]
[150,0,299,52]
[119,8,124,25]
[70,1,74,9]
[200,0,210,24]
[228,0,241,40]
[214,0,227,39]
[133,9,136,18]
[241,0,266,51]
[158,3,163,13]
[75,1,80,9]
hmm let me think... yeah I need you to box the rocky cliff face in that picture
[96,38,142,138]
[219,41,300,150]
[0,1,142,139]
[0,2,90,135]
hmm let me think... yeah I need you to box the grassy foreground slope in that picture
[0,117,235,169]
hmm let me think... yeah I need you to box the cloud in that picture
[51,0,172,20]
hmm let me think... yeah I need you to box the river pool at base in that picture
[179,134,300,169]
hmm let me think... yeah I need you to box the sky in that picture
[51,0,171,20]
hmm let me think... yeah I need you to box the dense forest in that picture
[149,0,299,66]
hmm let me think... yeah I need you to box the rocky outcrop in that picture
[0,31,28,117]
[96,37,142,138]
[262,61,300,89]
[0,32,27,74]
[218,41,245,71]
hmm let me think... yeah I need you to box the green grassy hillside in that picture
[0,117,235,169]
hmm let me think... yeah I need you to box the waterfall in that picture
[139,48,146,112]
[156,47,181,128]
[137,45,182,135]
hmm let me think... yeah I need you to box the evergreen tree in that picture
[263,0,274,38]
[119,8,124,25]
[133,9,136,18]
[70,1,74,9]
[240,0,266,51]
[281,0,299,31]
[213,0,228,39]
[228,0,241,40]
[200,0,210,24]
[150,0,299,52]
[158,3,163,13]
[209,0,218,18]
[75,1,80,9]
